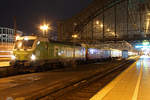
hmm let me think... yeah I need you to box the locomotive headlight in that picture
[11,55,16,60]
[31,54,36,61]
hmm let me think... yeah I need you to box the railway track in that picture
[0,59,125,78]
[37,59,135,100]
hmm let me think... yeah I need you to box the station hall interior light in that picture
[147,13,150,16]
[72,34,78,38]
[100,24,103,28]
[107,28,110,32]
[96,20,100,25]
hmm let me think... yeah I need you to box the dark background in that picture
[0,0,92,34]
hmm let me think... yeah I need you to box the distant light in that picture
[96,21,100,25]
[140,55,150,58]
[107,28,110,32]
[24,37,28,41]
[111,32,115,36]
[16,35,20,40]
[147,13,150,16]
[135,45,150,48]
[11,55,16,60]
[143,40,149,45]
[58,52,61,56]
[128,52,134,56]
[31,54,36,61]
[72,34,78,38]
[40,24,49,31]
[37,41,40,45]
[89,48,96,54]
[100,24,103,28]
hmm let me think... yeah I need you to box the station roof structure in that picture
[58,0,150,43]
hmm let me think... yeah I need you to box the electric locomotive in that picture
[10,36,85,67]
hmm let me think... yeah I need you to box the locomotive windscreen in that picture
[14,40,35,50]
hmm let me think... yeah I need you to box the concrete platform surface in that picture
[91,55,150,100]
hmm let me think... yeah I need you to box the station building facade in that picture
[0,27,23,43]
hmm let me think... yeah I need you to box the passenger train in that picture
[10,36,135,68]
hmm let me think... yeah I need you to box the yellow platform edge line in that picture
[90,60,138,100]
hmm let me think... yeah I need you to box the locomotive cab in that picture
[10,36,38,66]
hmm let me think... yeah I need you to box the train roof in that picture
[49,40,82,46]
[16,36,37,40]
[17,36,82,46]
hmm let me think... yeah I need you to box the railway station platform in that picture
[91,55,150,100]
[0,59,129,100]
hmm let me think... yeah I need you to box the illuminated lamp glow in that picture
[72,34,78,38]
[37,41,40,45]
[96,21,100,25]
[89,49,96,54]
[31,54,36,61]
[143,40,149,46]
[100,24,103,28]
[11,55,16,60]
[58,52,61,56]
[128,52,134,56]
[40,24,49,31]
[24,37,29,41]
[107,28,110,31]
[16,36,20,40]
[135,45,150,48]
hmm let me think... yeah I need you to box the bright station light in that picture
[40,24,49,31]
[24,37,29,41]
[16,35,20,40]
[100,24,103,28]
[11,55,16,60]
[72,34,78,38]
[31,54,36,61]
[96,20,100,25]
[143,40,149,46]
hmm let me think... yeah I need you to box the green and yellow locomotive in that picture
[10,36,85,67]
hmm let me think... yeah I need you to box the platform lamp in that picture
[40,24,50,37]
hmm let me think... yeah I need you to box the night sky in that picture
[0,0,92,34]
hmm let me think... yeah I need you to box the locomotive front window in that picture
[14,40,23,49]
[23,40,35,49]
[14,40,35,50]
